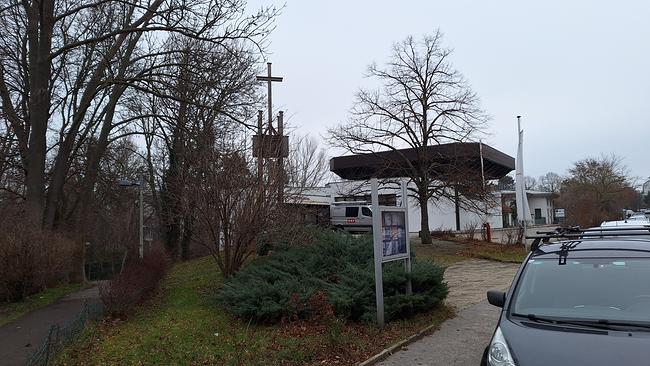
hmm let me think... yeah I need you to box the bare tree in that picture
[329,31,487,244]
[537,172,563,193]
[497,175,515,190]
[0,0,278,229]
[524,176,538,190]
[285,134,330,188]
[188,140,282,277]
[0,0,280,283]
[133,34,263,260]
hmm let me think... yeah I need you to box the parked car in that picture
[482,227,650,366]
[601,218,650,227]
[329,201,373,232]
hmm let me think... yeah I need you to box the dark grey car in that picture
[482,237,650,366]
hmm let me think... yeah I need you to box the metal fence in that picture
[85,261,123,281]
[28,301,104,366]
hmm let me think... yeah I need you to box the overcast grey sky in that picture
[247,0,650,183]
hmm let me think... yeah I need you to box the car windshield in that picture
[511,257,650,324]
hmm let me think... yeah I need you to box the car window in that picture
[345,207,359,217]
[511,258,650,323]
[361,207,372,217]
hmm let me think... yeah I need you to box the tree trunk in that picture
[24,0,55,227]
[160,130,183,258]
[418,189,432,244]
[180,214,193,260]
[69,79,129,280]
[161,52,190,259]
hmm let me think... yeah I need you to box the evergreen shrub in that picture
[217,229,448,323]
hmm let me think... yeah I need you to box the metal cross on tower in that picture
[256,62,283,129]
[254,62,288,204]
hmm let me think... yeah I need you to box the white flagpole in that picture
[515,115,530,247]
[517,116,528,237]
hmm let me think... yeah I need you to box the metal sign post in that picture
[401,179,412,295]
[370,178,385,327]
[371,177,412,328]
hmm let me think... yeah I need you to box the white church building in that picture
[292,181,555,234]
[292,141,555,234]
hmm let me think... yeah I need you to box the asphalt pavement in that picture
[0,286,101,366]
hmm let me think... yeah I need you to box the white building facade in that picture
[294,182,554,233]
[500,190,556,227]
[321,181,504,233]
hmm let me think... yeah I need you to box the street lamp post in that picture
[119,175,144,259]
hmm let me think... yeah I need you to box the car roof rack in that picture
[527,226,650,252]
[556,241,581,265]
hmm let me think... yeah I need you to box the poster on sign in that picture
[381,210,408,260]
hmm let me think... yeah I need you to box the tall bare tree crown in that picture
[330,31,487,156]
[328,31,490,244]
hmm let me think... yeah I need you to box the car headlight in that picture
[488,327,516,366]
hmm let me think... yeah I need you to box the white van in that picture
[330,202,373,232]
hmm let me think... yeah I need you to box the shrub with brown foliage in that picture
[558,155,637,227]
[0,215,75,302]
[464,221,480,241]
[430,228,456,240]
[99,248,170,316]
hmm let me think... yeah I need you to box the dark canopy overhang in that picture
[329,142,515,181]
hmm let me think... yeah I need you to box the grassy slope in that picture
[58,258,270,365]
[416,234,528,264]
[57,256,453,366]
[0,283,85,327]
[413,235,528,265]
[411,243,468,267]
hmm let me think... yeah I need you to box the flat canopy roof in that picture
[329,142,515,181]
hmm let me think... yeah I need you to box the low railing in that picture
[28,301,104,366]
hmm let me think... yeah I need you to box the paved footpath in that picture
[379,259,520,366]
[0,286,101,366]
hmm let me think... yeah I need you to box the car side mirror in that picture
[487,290,506,308]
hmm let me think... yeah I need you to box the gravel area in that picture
[444,259,520,310]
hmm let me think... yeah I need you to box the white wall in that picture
[502,191,555,226]
[527,195,554,225]
[407,193,503,233]
[325,180,504,234]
